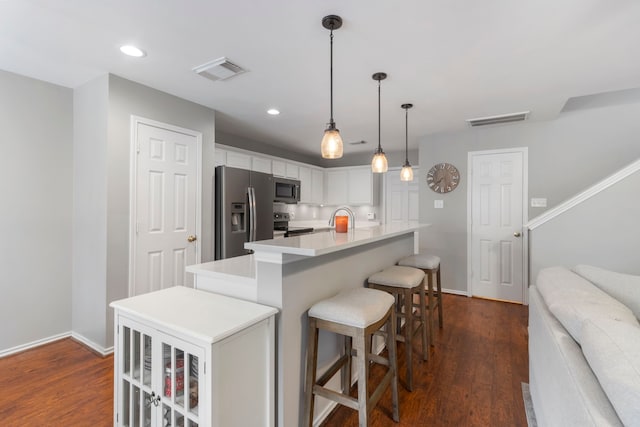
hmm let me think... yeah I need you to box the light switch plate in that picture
[434,200,444,209]
[367,212,376,220]
[531,198,547,208]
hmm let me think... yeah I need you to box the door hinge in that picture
[136,222,139,234]
[136,142,140,154]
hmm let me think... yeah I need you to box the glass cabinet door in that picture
[159,334,204,427]
[119,322,155,427]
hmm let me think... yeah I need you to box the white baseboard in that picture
[442,288,469,297]
[71,332,114,356]
[0,332,71,358]
[0,331,113,359]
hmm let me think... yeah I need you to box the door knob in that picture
[187,235,197,242]
[513,231,521,237]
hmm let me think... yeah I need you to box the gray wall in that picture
[419,100,640,294]
[529,169,640,283]
[104,75,216,348]
[72,75,109,348]
[0,70,73,352]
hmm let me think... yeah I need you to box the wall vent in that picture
[193,57,247,82]
[349,140,367,145]
[466,111,530,127]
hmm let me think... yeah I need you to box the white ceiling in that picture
[2,0,640,158]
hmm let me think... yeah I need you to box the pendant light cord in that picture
[329,29,334,126]
[377,79,381,151]
[405,107,409,162]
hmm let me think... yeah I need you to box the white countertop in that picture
[288,220,380,230]
[245,222,427,257]
[186,254,256,282]
[110,286,277,344]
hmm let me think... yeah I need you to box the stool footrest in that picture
[313,385,358,411]
[316,353,350,387]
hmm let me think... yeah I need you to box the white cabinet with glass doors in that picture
[111,286,278,427]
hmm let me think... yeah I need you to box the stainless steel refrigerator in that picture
[215,166,274,260]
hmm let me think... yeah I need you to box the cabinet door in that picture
[311,169,324,205]
[272,160,286,177]
[348,168,373,205]
[214,148,227,167]
[298,167,311,203]
[285,163,299,179]
[252,157,271,174]
[226,151,251,170]
[117,317,205,427]
[325,170,348,205]
[158,332,205,427]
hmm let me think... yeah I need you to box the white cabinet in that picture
[214,148,227,167]
[111,287,277,427]
[271,160,286,177]
[299,167,325,205]
[311,169,324,205]
[252,157,272,174]
[225,151,252,170]
[285,163,299,179]
[325,166,377,205]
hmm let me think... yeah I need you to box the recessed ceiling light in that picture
[267,108,280,115]
[120,45,146,57]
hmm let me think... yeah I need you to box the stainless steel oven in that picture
[273,177,300,204]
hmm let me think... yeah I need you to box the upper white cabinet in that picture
[298,166,324,205]
[271,160,286,177]
[285,163,299,179]
[326,166,378,206]
[252,157,272,174]
[225,151,252,170]
[214,148,227,167]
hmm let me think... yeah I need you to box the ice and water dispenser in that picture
[230,203,245,233]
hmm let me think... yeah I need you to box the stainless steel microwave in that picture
[273,177,300,204]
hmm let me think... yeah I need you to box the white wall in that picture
[419,100,640,293]
[72,75,109,349]
[104,75,216,348]
[529,169,640,283]
[0,70,73,353]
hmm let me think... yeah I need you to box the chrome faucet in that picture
[328,206,355,230]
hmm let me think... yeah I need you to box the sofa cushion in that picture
[536,267,638,343]
[582,318,640,427]
[574,264,640,320]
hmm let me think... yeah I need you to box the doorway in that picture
[129,117,202,297]
[467,148,527,303]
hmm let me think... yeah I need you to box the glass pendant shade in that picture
[321,125,343,159]
[371,148,388,173]
[400,162,414,181]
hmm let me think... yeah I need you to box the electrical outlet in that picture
[367,212,375,220]
[434,200,444,209]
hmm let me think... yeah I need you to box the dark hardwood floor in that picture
[321,294,529,427]
[0,294,528,427]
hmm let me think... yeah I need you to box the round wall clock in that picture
[426,163,460,193]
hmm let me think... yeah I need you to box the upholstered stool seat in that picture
[368,265,427,391]
[398,254,443,347]
[304,288,400,426]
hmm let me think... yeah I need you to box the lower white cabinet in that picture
[111,286,278,427]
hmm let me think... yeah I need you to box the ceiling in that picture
[2,1,640,158]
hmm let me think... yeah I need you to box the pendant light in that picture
[371,72,388,173]
[400,103,414,181]
[320,15,344,159]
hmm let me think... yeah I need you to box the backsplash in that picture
[274,202,380,222]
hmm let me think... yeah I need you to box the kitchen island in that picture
[186,222,427,427]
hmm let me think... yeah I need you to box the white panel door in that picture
[385,168,419,223]
[134,123,199,296]
[470,151,525,303]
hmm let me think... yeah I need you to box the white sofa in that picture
[529,265,640,427]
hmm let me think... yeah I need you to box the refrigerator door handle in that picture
[248,186,257,242]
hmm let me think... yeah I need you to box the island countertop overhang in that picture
[244,222,429,257]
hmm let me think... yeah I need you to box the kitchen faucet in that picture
[328,206,355,230]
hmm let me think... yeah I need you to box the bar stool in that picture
[398,254,443,347]
[303,288,400,427]
[368,265,427,391]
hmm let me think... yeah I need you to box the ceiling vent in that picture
[193,57,247,82]
[466,111,529,127]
